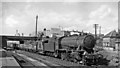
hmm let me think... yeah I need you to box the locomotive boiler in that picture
[60,35,95,53]
[41,34,95,52]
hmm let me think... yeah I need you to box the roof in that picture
[103,30,118,38]
[0,35,37,41]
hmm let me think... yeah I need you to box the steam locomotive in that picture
[17,33,109,66]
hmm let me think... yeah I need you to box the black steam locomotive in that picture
[18,33,109,66]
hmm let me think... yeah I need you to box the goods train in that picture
[10,33,110,66]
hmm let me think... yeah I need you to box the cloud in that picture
[89,5,111,19]
[86,5,118,34]
[25,3,31,10]
[5,15,19,27]
[87,5,111,27]
[1,0,119,2]
[38,11,83,28]
[63,26,78,31]
[88,5,113,26]
[2,2,118,35]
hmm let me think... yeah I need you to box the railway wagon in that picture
[7,43,19,50]
[20,40,37,52]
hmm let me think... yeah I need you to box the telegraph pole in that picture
[35,15,38,37]
[99,26,101,35]
[99,26,101,38]
[93,24,98,39]
[35,15,38,51]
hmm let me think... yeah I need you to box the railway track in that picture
[14,50,118,68]
[13,52,52,68]
[13,54,36,68]
[15,50,86,68]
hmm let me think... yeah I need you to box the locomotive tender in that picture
[18,33,109,66]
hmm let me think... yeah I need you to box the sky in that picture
[1,0,119,36]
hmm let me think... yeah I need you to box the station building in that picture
[102,30,119,50]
